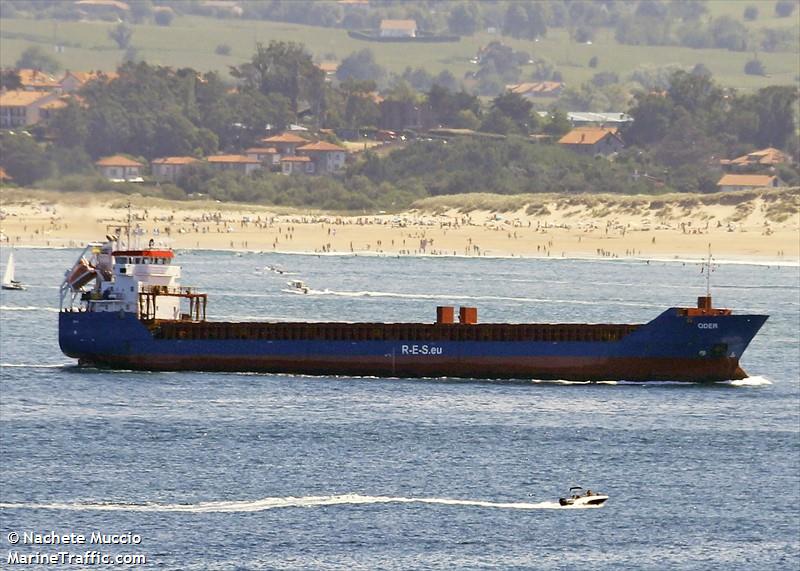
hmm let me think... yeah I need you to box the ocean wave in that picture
[0,305,59,313]
[299,289,663,309]
[0,493,592,513]
[0,363,72,369]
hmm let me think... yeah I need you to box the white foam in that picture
[0,494,591,513]
[723,376,773,387]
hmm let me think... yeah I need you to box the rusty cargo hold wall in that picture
[151,321,640,343]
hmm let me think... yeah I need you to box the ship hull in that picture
[59,309,768,382]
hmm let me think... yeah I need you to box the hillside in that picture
[1,10,798,91]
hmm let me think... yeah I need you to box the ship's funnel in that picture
[697,296,712,310]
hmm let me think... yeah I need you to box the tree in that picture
[591,72,619,87]
[652,110,724,169]
[0,133,52,186]
[480,109,516,135]
[492,92,533,125]
[475,42,522,86]
[709,16,748,51]
[230,41,325,116]
[48,145,94,177]
[447,4,478,36]
[691,63,712,78]
[530,58,555,81]
[401,66,434,91]
[427,85,480,126]
[109,23,133,50]
[624,93,676,145]
[775,1,796,17]
[743,5,759,20]
[432,70,458,92]
[667,70,723,114]
[524,2,547,39]
[748,85,798,148]
[49,100,89,149]
[636,0,669,18]
[588,56,598,69]
[744,59,766,76]
[542,110,571,138]
[15,46,61,74]
[154,9,174,26]
[215,44,231,56]
[502,3,529,39]
[453,109,480,130]
[129,0,153,23]
[670,0,708,21]
[0,70,22,90]
[339,79,380,128]
[335,49,386,83]
[574,26,593,44]
[383,78,418,104]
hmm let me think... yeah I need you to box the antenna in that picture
[705,243,712,298]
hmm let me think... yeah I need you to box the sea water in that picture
[1,249,798,570]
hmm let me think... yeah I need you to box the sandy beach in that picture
[1,188,798,265]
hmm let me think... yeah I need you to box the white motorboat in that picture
[286,280,309,294]
[559,486,608,507]
[2,251,25,291]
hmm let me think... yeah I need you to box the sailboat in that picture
[2,251,25,290]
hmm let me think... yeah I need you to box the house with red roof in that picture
[505,82,564,99]
[15,69,61,91]
[59,70,117,93]
[245,147,280,166]
[720,148,791,172]
[37,97,69,122]
[151,156,199,182]
[558,127,624,156]
[280,155,313,175]
[296,141,347,174]
[0,90,60,127]
[206,154,262,175]
[95,155,144,181]
[380,19,417,38]
[74,0,130,18]
[716,174,782,192]
[259,133,308,157]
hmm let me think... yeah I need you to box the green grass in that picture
[1,11,797,91]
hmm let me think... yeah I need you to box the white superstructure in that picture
[60,238,185,320]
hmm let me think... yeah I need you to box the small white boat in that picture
[286,280,309,294]
[2,251,26,291]
[559,486,608,507]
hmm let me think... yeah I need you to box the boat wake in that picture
[0,363,73,369]
[0,494,593,513]
[723,375,772,387]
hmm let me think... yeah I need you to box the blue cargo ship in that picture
[58,239,768,382]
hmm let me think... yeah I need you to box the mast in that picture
[705,243,712,299]
[126,201,132,249]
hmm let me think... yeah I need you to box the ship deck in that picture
[150,321,642,344]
